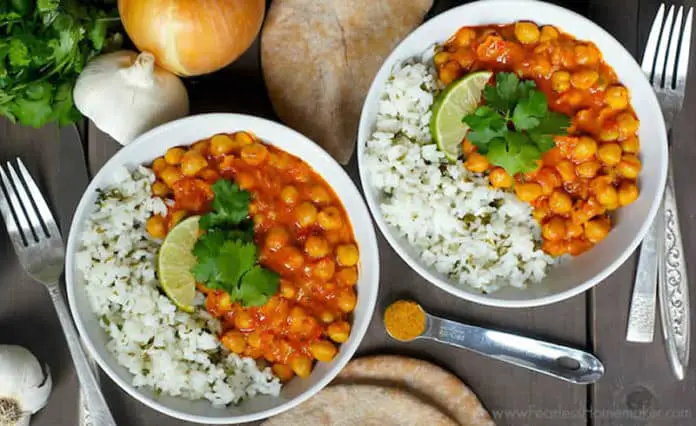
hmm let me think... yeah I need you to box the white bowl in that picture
[65,114,380,424]
[357,0,667,308]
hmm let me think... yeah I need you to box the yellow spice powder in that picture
[383,300,426,341]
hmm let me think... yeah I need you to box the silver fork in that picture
[626,4,692,379]
[0,159,117,425]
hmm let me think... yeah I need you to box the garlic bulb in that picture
[74,50,189,145]
[0,345,52,426]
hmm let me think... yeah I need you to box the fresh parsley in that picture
[192,180,279,307]
[462,72,571,176]
[0,0,121,127]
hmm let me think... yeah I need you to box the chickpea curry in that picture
[146,131,359,382]
[435,22,641,256]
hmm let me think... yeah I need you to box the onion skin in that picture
[118,0,265,76]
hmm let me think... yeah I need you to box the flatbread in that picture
[262,384,457,426]
[335,355,494,426]
[261,0,433,164]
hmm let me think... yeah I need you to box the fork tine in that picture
[0,165,33,246]
[664,6,684,89]
[654,5,676,86]
[7,161,46,240]
[0,168,27,249]
[16,159,62,240]
[643,3,666,76]
[676,7,694,91]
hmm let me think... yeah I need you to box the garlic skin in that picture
[0,345,52,426]
[74,50,189,145]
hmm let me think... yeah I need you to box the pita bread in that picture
[336,355,494,426]
[261,0,433,164]
[261,384,457,426]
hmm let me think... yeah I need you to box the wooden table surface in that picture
[1,0,695,425]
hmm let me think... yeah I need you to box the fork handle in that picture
[48,286,117,426]
[626,212,659,342]
[658,169,690,380]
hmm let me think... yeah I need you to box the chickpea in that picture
[216,292,232,313]
[605,86,629,110]
[551,71,571,93]
[453,27,477,47]
[309,340,338,363]
[617,155,641,179]
[489,167,512,188]
[317,206,343,230]
[515,22,540,44]
[574,109,595,130]
[584,219,610,243]
[279,246,304,271]
[618,181,639,206]
[555,160,576,183]
[272,363,294,382]
[313,258,336,281]
[169,210,188,228]
[596,184,619,209]
[152,157,167,174]
[536,168,562,195]
[515,183,543,202]
[319,310,335,324]
[337,267,358,286]
[575,44,600,65]
[236,172,255,190]
[265,227,290,251]
[576,161,601,179]
[305,235,330,258]
[164,147,186,165]
[462,139,477,155]
[539,25,559,42]
[327,321,351,343]
[281,185,300,204]
[209,134,236,156]
[617,112,640,137]
[597,143,622,166]
[532,203,550,222]
[566,221,584,238]
[599,125,619,142]
[549,190,573,214]
[568,238,592,256]
[279,280,296,299]
[543,239,568,257]
[191,140,209,155]
[336,244,359,266]
[151,181,170,197]
[289,355,312,378]
[160,166,182,187]
[433,51,450,66]
[146,215,167,239]
[439,61,461,85]
[181,151,208,177]
[269,152,291,169]
[221,330,246,354]
[621,136,640,154]
[233,311,253,330]
[241,143,269,166]
[571,69,599,90]
[337,288,357,313]
[465,152,489,173]
[247,331,263,348]
[310,185,331,205]
[295,202,318,227]
[559,89,585,107]
[572,137,598,162]
[198,168,220,184]
[542,216,566,241]
[234,131,255,146]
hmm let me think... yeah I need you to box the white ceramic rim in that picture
[356,0,668,308]
[65,113,380,424]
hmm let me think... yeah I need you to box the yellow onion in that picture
[118,0,265,76]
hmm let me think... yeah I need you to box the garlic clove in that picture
[0,346,52,425]
[19,364,52,414]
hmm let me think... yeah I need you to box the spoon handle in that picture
[423,314,604,384]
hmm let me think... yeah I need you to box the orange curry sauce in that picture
[436,22,642,257]
[147,131,358,381]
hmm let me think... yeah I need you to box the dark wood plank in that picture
[590,0,696,424]
[0,121,80,426]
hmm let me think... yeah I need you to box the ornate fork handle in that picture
[658,168,690,380]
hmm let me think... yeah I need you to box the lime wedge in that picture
[158,215,200,312]
[430,71,493,161]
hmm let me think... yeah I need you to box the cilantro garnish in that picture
[192,180,279,307]
[462,72,571,176]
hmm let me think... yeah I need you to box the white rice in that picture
[364,61,555,293]
[76,166,281,405]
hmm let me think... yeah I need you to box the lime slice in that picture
[430,71,493,161]
[158,215,200,312]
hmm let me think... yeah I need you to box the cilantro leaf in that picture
[533,111,571,135]
[216,241,257,292]
[462,106,507,152]
[483,73,537,113]
[239,267,280,307]
[199,180,251,230]
[487,132,542,177]
[512,90,548,130]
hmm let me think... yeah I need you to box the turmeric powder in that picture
[383,300,426,341]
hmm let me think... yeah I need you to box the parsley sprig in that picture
[191,180,279,307]
[462,72,571,176]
